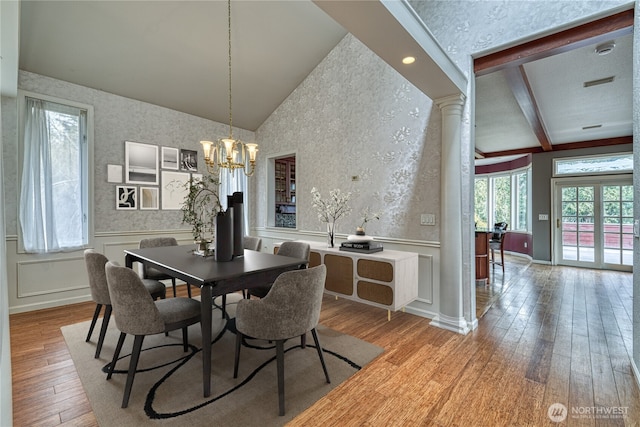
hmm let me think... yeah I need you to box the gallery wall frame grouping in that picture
[112,141,203,211]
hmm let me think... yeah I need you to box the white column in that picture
[430,93,469,334]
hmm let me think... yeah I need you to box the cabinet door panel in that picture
[357,259,393,282]
[357,281,393,305]
[324,254,353,295]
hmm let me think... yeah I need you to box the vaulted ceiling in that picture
[16,2,634,160]
[474,10,634,165]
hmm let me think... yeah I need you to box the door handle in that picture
[557,218,560,228]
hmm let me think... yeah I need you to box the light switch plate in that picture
[539,214,549,221]
[421,214,436,226]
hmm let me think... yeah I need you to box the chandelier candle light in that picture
[200,0,258,177]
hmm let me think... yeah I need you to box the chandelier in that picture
[201,0,258,177]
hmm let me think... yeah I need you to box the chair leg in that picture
[181,327,189,352]
[311,328,331,384]
[233,332,242,378]
[221,294,226,318]
[171,278,177,298]
[86,304,102,342]
[122,335,145,408]
[95,305,112,358]
[107,332,126,380]
[300,333,306,348]
[500,246,505,273]
[276,340,285,416]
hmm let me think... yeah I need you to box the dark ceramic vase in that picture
[215,208,234,262]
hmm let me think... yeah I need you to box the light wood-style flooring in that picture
[11,262,640,426]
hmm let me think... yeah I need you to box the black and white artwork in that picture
[116,186,137,210]
[161,171,190,210]
[125,141,159,185]
[180,149,198,172]
[161,147,179,170]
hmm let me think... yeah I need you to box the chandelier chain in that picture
[227,0,233,139]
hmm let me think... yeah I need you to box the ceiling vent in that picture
[583,76,615,88]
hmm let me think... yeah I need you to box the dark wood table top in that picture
[124,245,306,294]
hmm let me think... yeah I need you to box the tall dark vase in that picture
[215,208,234,262]
[228,192,244,257]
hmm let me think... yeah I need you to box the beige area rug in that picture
[61,294,383,426]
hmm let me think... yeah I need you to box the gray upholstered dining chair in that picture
[243,236,262,252]
[84,249,166,359]
[104,261,201,408]
[246,241,310,299]
[233,264,330,416]
[139,237,188,298]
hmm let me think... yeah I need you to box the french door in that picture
[553,177,633,271]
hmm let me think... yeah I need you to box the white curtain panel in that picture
[19,97,59,253]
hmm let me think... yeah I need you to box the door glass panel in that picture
[560,185,595,263]
[602,185,633,266]
[557,180,631,270]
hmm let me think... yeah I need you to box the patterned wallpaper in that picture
[408,0,631,79]
[2,71,253,235]
[255,34,440,241]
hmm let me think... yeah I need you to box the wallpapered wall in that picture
[409,0,636,332]
[255,34,441,241]
[2,71,254,235]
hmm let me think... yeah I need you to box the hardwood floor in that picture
[10,264,640,426]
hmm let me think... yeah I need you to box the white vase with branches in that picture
[311,187,352,248]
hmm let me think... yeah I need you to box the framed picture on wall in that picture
[161,147,179,170]
[107,164,123,183]
[180,149,198,172]
[125,141,159,185]
[116,186,137,210]
[139,187,159,210]
[161,171,190,210]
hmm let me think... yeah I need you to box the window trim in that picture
[266,150,297,229]
[17,90,95,254]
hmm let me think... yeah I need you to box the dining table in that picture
[124,245,307,397]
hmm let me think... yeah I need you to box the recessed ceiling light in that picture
[595,42,616,55]
[402,56,416,65]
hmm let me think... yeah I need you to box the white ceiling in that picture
[19,0,347,131]
[475,32,633,161]
[17,1,633,157]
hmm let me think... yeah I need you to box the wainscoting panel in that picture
[17,256,87,298]
[7,230,193,314]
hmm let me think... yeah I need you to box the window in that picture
[554,152,632,176]
[475,167,530,232]
[19,92,93,253]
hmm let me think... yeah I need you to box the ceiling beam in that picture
[474,9,634,76]
[503,65,553,152]
[483,136,632,158]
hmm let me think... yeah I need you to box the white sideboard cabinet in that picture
[276,241,419,319]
